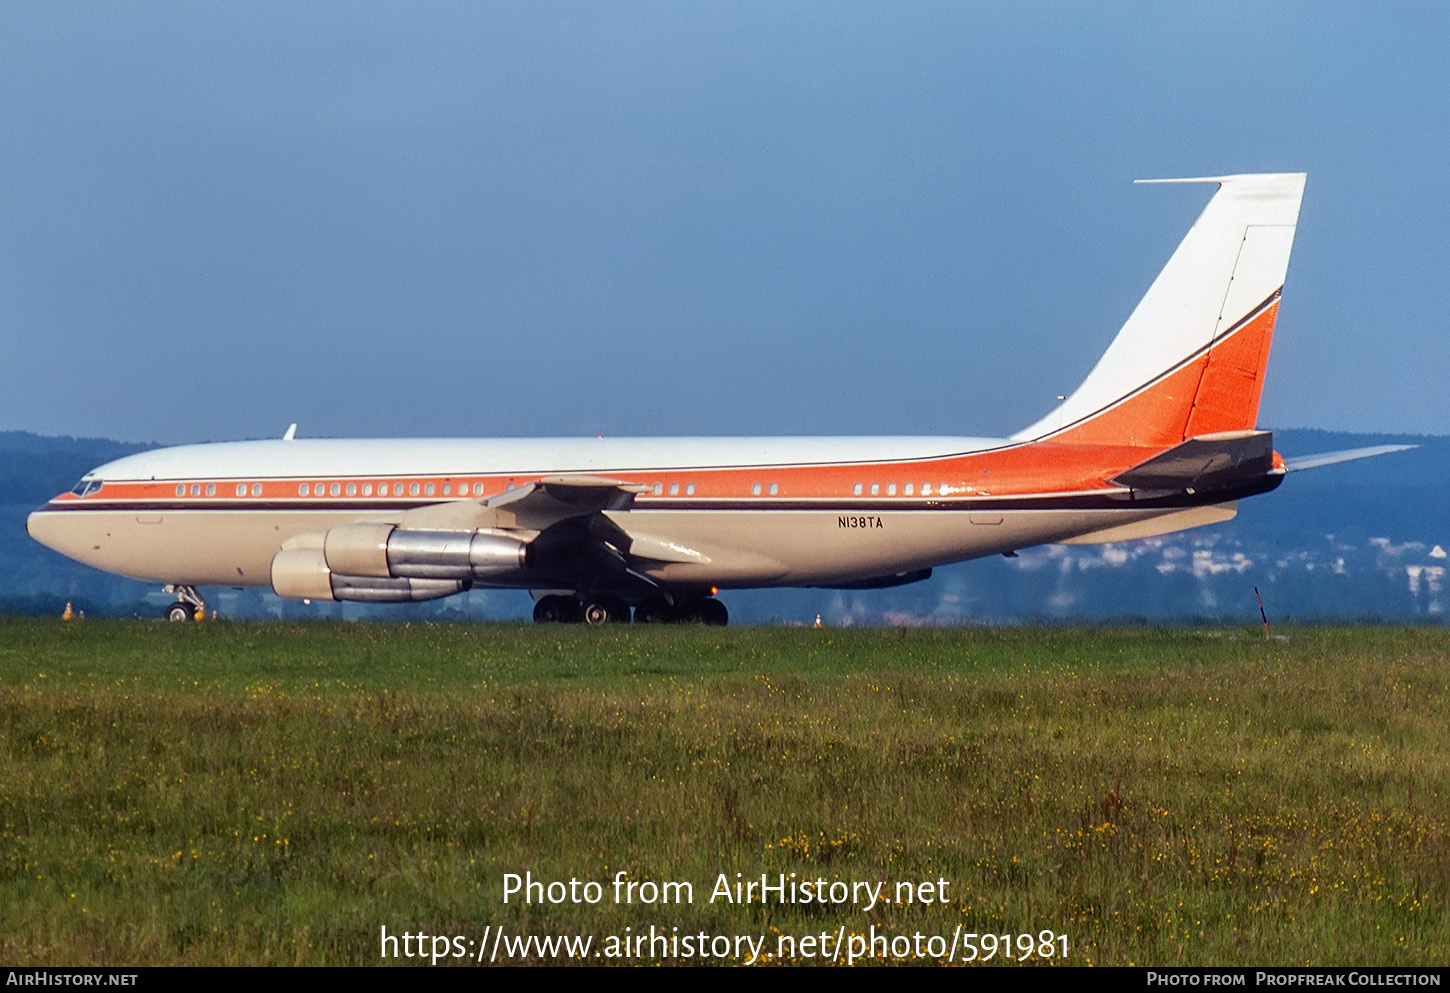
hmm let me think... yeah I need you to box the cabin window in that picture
[424,483,435,496]
[752,483,762,496]
[362,483,373,496]
[409,483,419,496]
[904,483,914,496]
[769,483,779,496]
[887,483,897,496]
[474,483,485,496]
[204,484,215,496]
[191,484,201,497]
[652,482,663,495]
[326,482,338,496]
[667,482,678,495]
[346,483,356,496]
[852,483,862,496]
[685,483,695,495]
[869,483,879,496]
[299,484,309,496]
[252,483,262,496]
[177,484,186,497]
[235,483,246,497]
[921,483,932,496]
[442,484,451,495]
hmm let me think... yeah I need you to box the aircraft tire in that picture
[165,602,193,623]
[677,597,728,625]
[634,597,675,624]
[533,595,578,624]
[581,596,631,625]
[701,598,729,626]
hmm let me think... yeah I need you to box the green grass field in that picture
[0,620,1446,966]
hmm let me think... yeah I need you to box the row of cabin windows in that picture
[295,481,490,498]
[172,481,492,498]
[852,482,948,496]
[176,483,232,497]
[169,479,951,500]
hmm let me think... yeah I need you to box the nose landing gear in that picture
[162,585,206,622]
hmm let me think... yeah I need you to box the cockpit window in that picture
[69,479,104,498]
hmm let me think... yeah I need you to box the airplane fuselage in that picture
[26,433,1272,594]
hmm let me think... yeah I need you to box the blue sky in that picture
[2,3,1445,445]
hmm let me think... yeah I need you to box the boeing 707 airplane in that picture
[27,173,1407,624]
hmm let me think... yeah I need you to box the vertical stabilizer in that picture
[1013,173,1306,446]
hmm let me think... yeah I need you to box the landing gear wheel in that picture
[162,585,205,622]
[675,591,725,623]
[700,598,729,626]
[634,597,675,624]
[533,595,579,624]
[581,596,630,625]
[679,597,728,626]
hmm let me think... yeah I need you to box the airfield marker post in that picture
[1254,586,1271,640]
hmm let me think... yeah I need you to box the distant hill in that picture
[2,429,1445,624]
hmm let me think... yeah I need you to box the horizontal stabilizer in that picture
[1282,444,1417,472]
[1112,430,1275,491]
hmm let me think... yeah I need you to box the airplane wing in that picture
[273,474,678,604]
[400,475,775,577]
[395,475,651,532]
[394,475,782,594]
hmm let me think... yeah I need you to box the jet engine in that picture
[271,524,531,603]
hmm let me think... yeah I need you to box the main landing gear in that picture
[636,595,728,626]
[163,585,206,622]
[533,593,728,626]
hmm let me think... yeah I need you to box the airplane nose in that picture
[26,505,65,553]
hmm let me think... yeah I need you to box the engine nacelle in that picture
[271,525,532,603]
[270,546,466,603]
[321,523,530,580]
